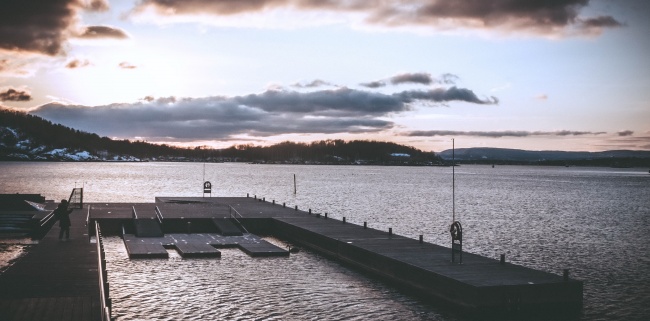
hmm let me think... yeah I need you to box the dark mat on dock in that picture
[134,218,163,237]
[238,240,289,257]
[212,218,243,236]
[174,242,221,258]
[123,234,168,258]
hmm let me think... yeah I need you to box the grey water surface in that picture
[1,162,648,320]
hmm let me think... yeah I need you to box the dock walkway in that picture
[0,205,101,321]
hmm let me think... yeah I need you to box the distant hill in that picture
[438,148,650,167]
[0,107,441,165]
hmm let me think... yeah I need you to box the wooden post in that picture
[294,174,296,194]
[364,222,367,229]
[500,254,506,265]
[419,235,423,243]
[343,217,346,223]
[389,228,392,236]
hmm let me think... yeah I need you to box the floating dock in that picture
[87,195,583,315]
[1,193,583,319]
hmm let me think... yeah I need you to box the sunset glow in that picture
[1,0,649,152]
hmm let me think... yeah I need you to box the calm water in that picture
[1,162,649,320]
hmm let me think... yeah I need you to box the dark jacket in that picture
[55,203,73,227]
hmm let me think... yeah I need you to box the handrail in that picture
[132,206,138,219]
[228,205,249,234]
[95,221,112,321]
[68,188,83,209]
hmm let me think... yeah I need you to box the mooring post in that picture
[563,269,569,282]
[419,235,423,243]
[254,195,257,199]
[309,209,312,214]
[389,228,392,236]
[364,222,367,229]
[295,205,298,211]
[273,200,275,204]
[343,217,346,223]
[263,197,265,202]
[283,202,286,208]
[500,254,506,265]
[247,193,249,198]
[325,212,328,219]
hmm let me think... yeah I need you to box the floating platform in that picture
[122,233,288,258]
[85,196,583,316]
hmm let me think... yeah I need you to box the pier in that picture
[1,194,583,319]
[0,204,102,321]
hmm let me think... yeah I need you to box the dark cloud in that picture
[617,130,634,137]
[579,16,625,28]
[119,61,137,69]
[390,72,433,85]
[0,88,32,102]
[65,58,91,69]
[29,84,496,141]
[133,0,623,36]
[396,86,498,105]
[77,26,129,39]
[403,130,606,137]
[361,72,459,88]
[359,80,386,88]
[0,0,112,56]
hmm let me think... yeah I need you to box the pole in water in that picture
[452,138,455,223]
[294,174,297,194]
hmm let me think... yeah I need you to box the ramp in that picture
[211,218,243,236]
[134,218,164,237]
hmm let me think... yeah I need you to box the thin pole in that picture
[452,138,455,223]
[294,174,297,194]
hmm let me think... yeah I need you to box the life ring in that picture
[450,221,462,241]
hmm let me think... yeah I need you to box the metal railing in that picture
[228,205,249,234]
[68,188,83,209]
[95,221,112,321]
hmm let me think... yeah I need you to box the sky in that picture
[1,0,649,152]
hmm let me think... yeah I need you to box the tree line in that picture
[0,108,441,164]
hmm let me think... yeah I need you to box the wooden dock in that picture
[0,205,102,321]
[1,193,582,319]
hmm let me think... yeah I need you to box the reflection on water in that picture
[1,162,649,320]
[103,237,452,321]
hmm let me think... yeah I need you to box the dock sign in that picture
[203,181,212,197]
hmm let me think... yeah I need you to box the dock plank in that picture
[0,205,101,321]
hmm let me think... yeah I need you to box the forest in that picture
[0,108,441,164]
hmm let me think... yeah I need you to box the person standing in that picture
[54,199,73,240]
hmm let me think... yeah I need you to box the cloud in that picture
[617,130,634,137]
[132,0,623,36]
[390,72,434,85]
[403,130,606,137]
[396,86,498,105]
[361,72,459,88]
[291,79,335,88]
[118,61,137,69]
[0,0,113,56]
[0,88,32,102]
[29,84,496,141]
[65,58,91,69]
[77,26,129,39]
[359,80,386,88]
